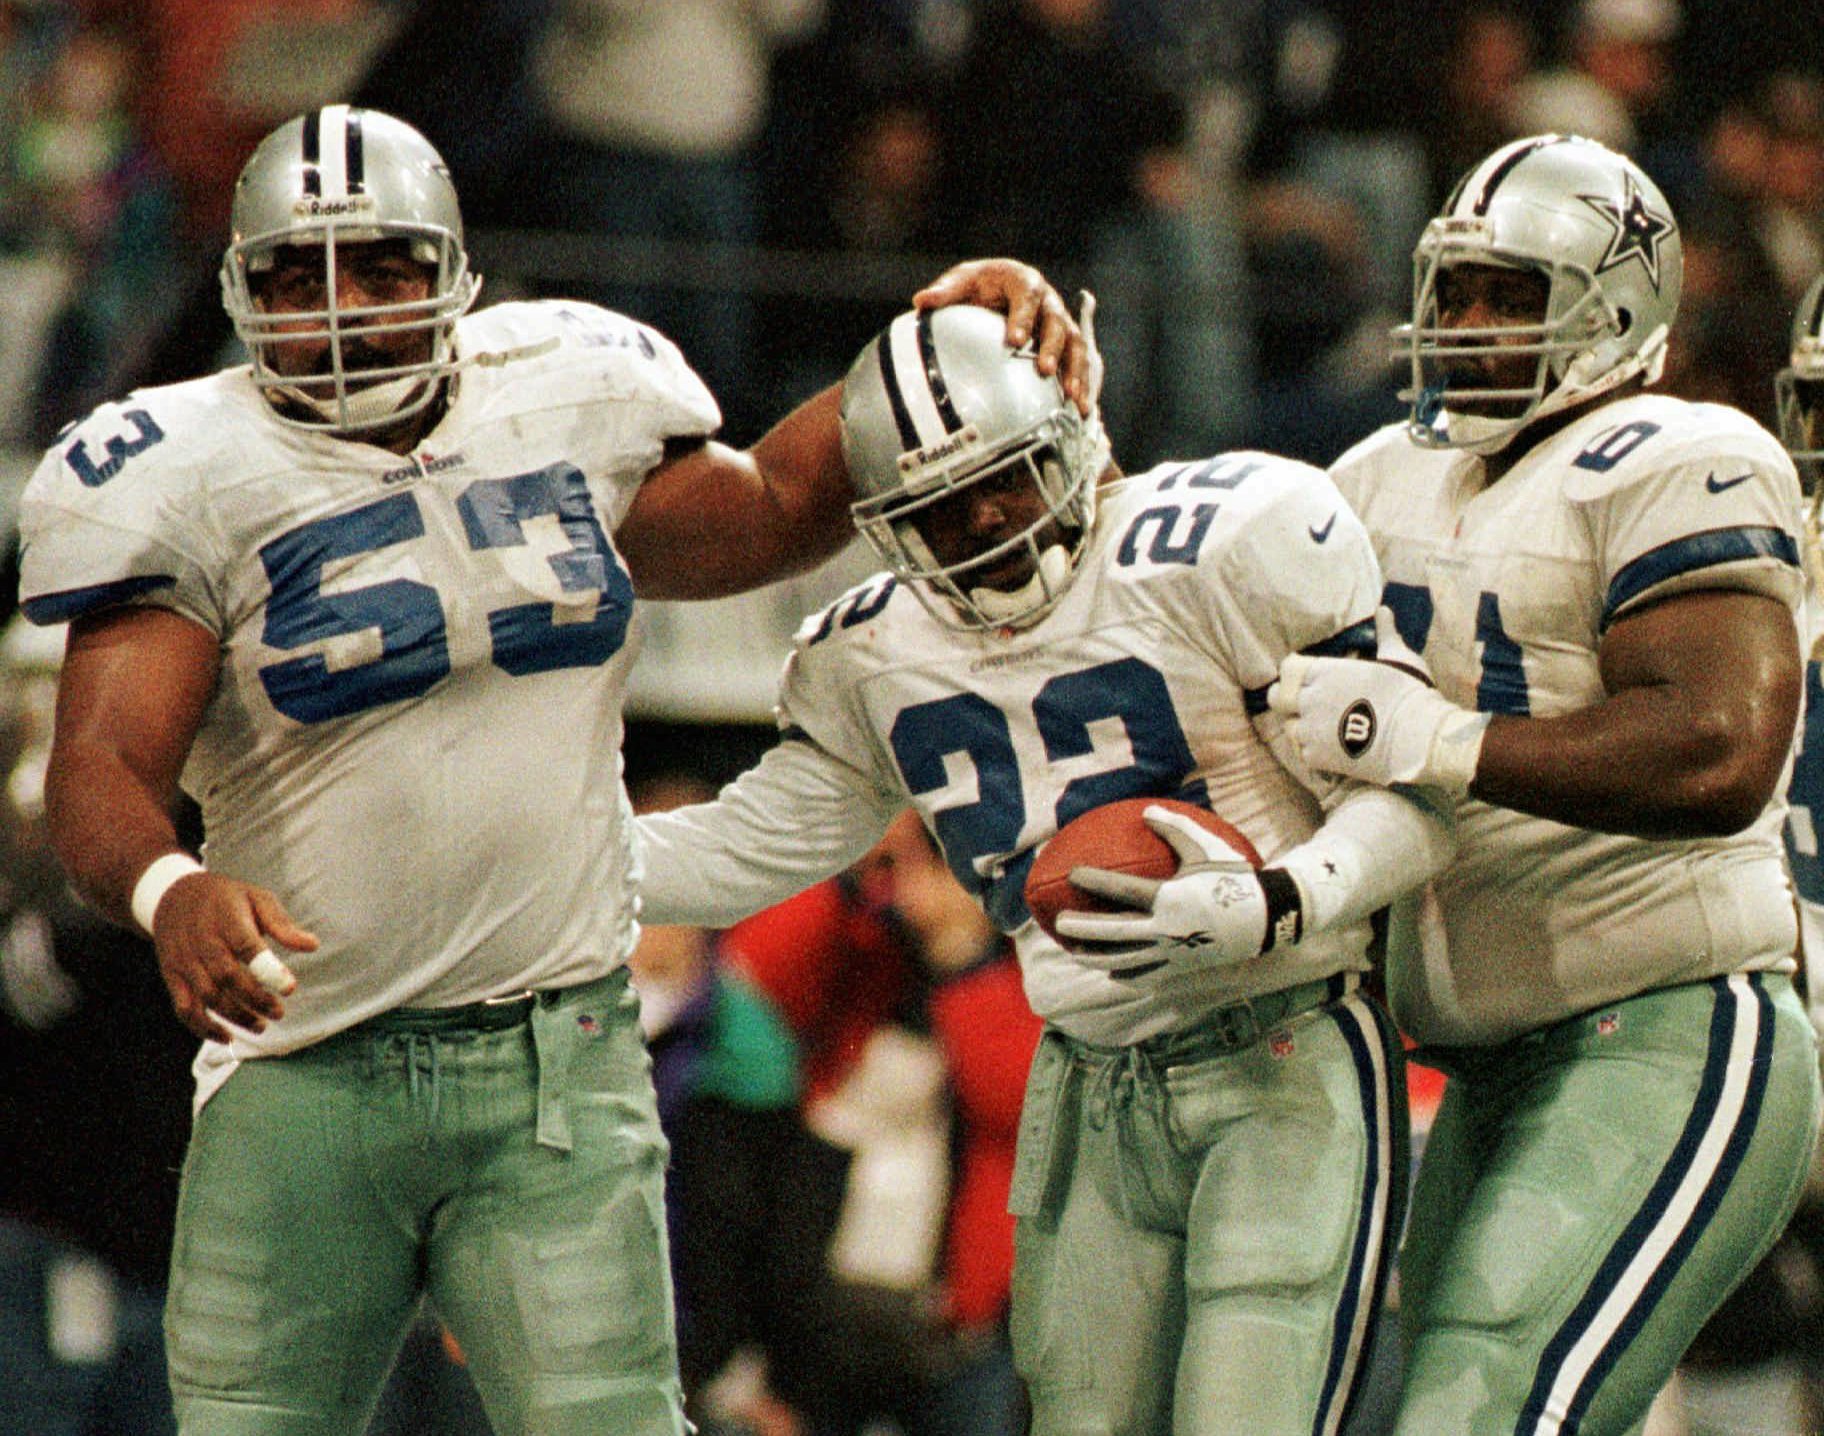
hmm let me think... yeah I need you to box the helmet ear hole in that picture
[1615,306,1633,335]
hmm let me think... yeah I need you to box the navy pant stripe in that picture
[1314,995,1403,1436]
[1518,975,1773,1434]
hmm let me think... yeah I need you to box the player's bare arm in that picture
[1275,588,1800,840]
[1473,587,1800,836]
[46,606,317,1041]
[616,260,1090,599]
[615,387,850,599]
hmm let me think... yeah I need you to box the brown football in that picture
[1023,797,1262,943]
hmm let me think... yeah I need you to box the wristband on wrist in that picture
[1257,867,1305,953]
[131,853,206,936]
[1425,710,1493,796]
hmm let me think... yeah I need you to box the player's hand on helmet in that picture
[1054,805,1301,975]
[150,870,318,1043]
[1267,608,1489,795]
[912,261,1096,415]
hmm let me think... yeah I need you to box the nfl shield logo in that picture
[578,1014,601,1037]
[1268,1031,1295,1059]
[1596,1012,1620,1037]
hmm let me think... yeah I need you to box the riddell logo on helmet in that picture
[293,196,376,218]
[898,424,982,474]
[1339,701,1376,758]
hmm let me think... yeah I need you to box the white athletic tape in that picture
[246,949,298,996]
[130,853,206,936]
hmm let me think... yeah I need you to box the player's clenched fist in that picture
[1268,607,1490,796]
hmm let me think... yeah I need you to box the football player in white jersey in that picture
[637,302,1458,1435]
[1267,134,1824,1434]
[1779,274,1824,1041]
[13,107,1089,1436]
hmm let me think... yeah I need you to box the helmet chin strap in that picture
[1442,322,1671,456]
[264,330,557,435]
[272,372,434,431]
[968,544,1073,627]
[1441,407,1526,455]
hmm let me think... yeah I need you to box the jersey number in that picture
[1787,661,1824,904]
[259,464,632,722]
[888,657,1200,930]
[1382,579,1531,715]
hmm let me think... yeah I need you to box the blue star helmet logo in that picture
[1578,172,1676,293]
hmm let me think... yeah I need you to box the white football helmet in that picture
[219,105,480,433]
[1398,134,1682,454]
[840,305,1108,632]
[1777,274,1824,494]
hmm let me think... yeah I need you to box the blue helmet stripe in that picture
[346,108,366,193]
[916,308,965,432]
[876,330,920,451]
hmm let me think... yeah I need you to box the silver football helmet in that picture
[840,305,1108,632]
[1398,134,1682,454]
[219,105,480,433]
[1777,274,1824,494]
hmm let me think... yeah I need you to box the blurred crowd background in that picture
[2,1,1824,1434]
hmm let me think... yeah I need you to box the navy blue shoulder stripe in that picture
[1604,526,1799,626]
[21,574,177,625]
[1243,619,1378,715]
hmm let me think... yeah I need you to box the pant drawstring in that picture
[1086,1044,1159,1131]
[402,1032,443,1131]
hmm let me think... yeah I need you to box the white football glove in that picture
[1053,805,1304,975]
[1267,607,1490,795]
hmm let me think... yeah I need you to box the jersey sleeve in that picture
[634,735,901,928]
[17,400,223,632]
[492,300,723,532]
[1206,462,1383,691]
[635,594,904,927]
[1568,429,1805,627]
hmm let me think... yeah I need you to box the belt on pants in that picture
[359,987,557,1036]
[1132,971,1355,1065]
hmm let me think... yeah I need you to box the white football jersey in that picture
[640,453,1388,1047]
[1334,394,1806,1047]
[1785,515,1824,1043]
[19,300,720,1075]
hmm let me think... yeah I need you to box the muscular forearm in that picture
[45,739,191,929]
[619,386,853,600]
[1473,692,1782,839]
[1275,591,1800,841]
[45,606,220,930]
[741,384,855,582]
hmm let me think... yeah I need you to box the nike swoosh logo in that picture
[1705,471,1754,494]
[1309,512,1338,543]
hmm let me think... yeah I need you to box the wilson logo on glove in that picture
[1338,700,1377,758]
